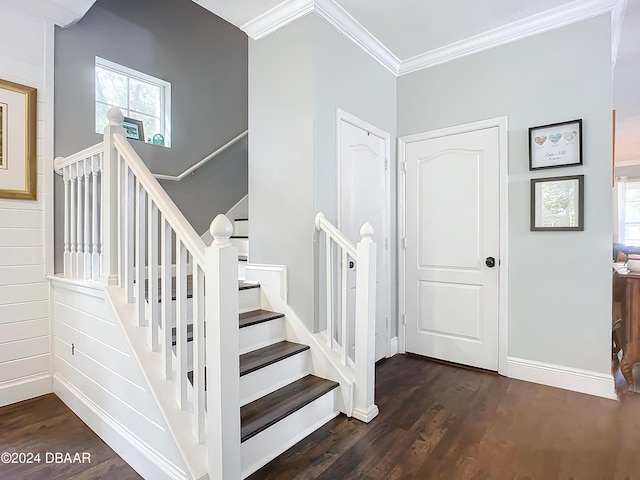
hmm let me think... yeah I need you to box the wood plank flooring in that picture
[0,394,141,480]
[250,354,640,480]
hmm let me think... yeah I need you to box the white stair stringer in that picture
[241,389,339,479]
[104,286,208,480]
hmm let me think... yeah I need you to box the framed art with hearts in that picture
[529,119,582,170]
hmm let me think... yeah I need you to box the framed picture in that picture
[0,79,37,200]
[529,119,582,170]
[122,117,144,142]
[531,175,584,231]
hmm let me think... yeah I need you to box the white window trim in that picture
[95,56,172,147]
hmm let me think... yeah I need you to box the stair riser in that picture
[234,220,249,237]
[240,390,338,479]
[240,351,311,407]
[230,237,248,256]
[238,262,246,281]
[239,318,285,355]
[239,287,261,313]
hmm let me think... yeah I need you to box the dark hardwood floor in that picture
[251,354,640,480]
[0,394,141,480]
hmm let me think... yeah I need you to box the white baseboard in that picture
[388,337,398,357]
[0,373,52,408]
[54,374,190,480]
[506,357,617,400]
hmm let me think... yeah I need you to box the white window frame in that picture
[616,176,640,246]
[95,56,172,147]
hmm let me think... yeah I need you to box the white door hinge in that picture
[385,238,389,250]
[401,314,406,325]
[401,161,407,172]
[402,237,407,249]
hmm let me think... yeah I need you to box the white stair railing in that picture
[54,107,241,477]
[315,212,378,423]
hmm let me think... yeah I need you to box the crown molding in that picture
[239,0,620,77]
[314,0,400,74]
[241,0,315,40]
[397,0,619,75]
[2,0,96,26]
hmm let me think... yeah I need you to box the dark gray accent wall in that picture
[54,0,247,271]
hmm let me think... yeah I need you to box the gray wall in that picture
[249,15,315,323]
[398,15,613,374]
[54,0,248,270]
[249,14,397,329]
[312,15,397,334]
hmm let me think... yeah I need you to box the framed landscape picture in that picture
[530,175,584,231]
[0,79,37,200]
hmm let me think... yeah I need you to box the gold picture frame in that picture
[0,78,37,200]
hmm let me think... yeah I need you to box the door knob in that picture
[349,260,355,269]
[485,257,496,268]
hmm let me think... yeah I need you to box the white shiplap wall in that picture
[0,4,54,407]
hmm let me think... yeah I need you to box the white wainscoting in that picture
[0,4,55,407]
[506,356,617,400]
[50,278,192,480]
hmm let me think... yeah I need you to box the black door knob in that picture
[349,260,355,269]
[485,257,496,268]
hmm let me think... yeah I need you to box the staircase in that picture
[50,107,377,479]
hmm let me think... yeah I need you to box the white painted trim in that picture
[611,0,629,69]
[44,20,55,277]
[397,0,618,75]
[506,357,617,400]
[2,0,96,27]
[352,403,379,423]
[336,109,392,360]
[397,116,509,374]
[54,374,191,480]
[241,0,314,39]
[245,263,288,302]
[154,130,248,182]
[314,0,400,74]
[240,0,619,77]
[0,373,52,408]
[388,336,398,356]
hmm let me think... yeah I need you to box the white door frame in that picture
[398,116,509,375]
[336,108,393,358]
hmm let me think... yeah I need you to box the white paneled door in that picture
[338,112,390,362]
[403,125,500,370]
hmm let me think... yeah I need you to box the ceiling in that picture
[14,0,640,162]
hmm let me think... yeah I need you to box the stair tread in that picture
[146,278,256,301]
[235,218,248,222]
[238,255,247,262]
[240,375,338,442]
[231,235,248,239]
[240,341,309,377]
[239,309,285,328]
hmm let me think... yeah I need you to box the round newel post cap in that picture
[106,107,124,125]
[210,214,233,246]
[360,222,374,240]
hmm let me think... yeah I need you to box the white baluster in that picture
[206,215,240,480]
[136,180,147,326]
[325,236,333,348]
[148,199,159,352]
[83,160,91,280]
[100,107,125,286]
[161,215,173,379]
[341,250,348,366]
[76,162,84,279]
[353,222,378,423]
[176,239,188,409]
[69,165,77,278]
[60,162,70,277]
[92,156,100,281]
[193,262,205,443]
[124,165,135,303]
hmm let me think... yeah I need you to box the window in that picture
[617,178,640,245]
[95,57,171,147]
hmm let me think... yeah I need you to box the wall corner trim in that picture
[241,0,315,40]
[506,356,617,400]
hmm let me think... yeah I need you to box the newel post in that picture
[99,107,125,286]
[205,214,241,478]
[353,222,379,423]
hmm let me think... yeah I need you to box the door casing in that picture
[398,117,509,375]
